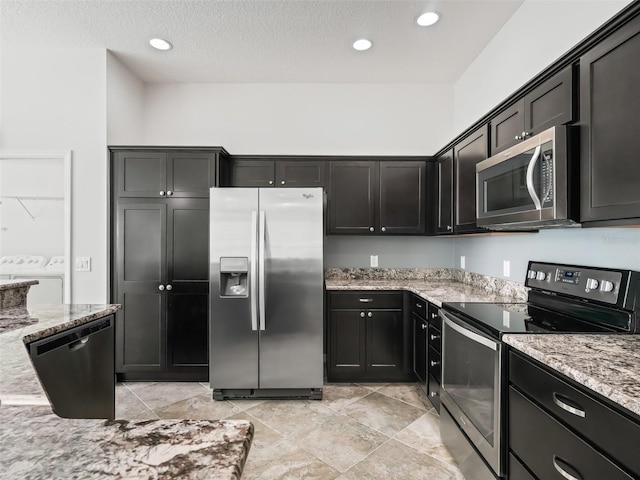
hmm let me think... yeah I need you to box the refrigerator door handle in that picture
[250,211,258,331]
[259,210,266,331]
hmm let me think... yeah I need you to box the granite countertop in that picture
[0,279,39,291]
[0,303,254,479]
[503,334,640,418]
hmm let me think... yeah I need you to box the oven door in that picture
[476,127,556,228]
[440,308,504,477]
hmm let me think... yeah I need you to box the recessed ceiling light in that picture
[416,12,440,27]
[149,38,173,51]
[353,39,373,51]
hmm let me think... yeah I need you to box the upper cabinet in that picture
[114,150,221,198]
[328,160,427,235]
[454,125,489,234]
[229,158,326,188]
[579,14,640,225]
[490,65,575,155]
[434,149,453,234]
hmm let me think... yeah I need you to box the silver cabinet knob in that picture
[522,131,531,138]
[381,226,387,232]
[158,285,165,291]
[430,360,440,367]
[268,180,273,185]
[281,181,286,185]
[167,190,173,196]
[159,191,166,196]
[360,312,365,317]
[166,285,172,291]
[430,334,440,341]
[369,227,375,232]
[446,225,452,231]
[421,323,427,330]
[431,313,437,319]
[430,391,437,397]
[515,135,522,140]
[367,312,373,318]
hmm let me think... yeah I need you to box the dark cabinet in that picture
[328,160,427,235]
[412,313,428,386]
[426,303,442,412]
[434,149,454,234]
[490,65,575,155]
[509,351,640,479]
[115,150,219,198]
[229,158,326,187]
[454,125,489,234]
[327,291,412,382]
[579,15,640,224]
[111,148,218,381]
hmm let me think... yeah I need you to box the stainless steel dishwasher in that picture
[27,315,115,419]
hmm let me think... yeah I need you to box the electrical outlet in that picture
[503,260,510,277]
[370,255,378,268]
[76,256,91,272]
[460,256,466,269]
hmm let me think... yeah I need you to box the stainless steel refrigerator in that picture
[209,187,324,400]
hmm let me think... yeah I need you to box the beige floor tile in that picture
[354,382,388,391]
[245,399,335,436]
[228,398,267,411]
[242,438,340,480]
[154,393,242,420]
[288,413,389,472]
[337,439,465,480]
[321,384,373,411]
[340,391,426,435]
[114,384,158,420]
[377,383,431,410]
[127,382,210,410]
[394,411,456,466]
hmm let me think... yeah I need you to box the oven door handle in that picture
[441,311,498,351]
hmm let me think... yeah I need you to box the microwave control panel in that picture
[526,261,623,305]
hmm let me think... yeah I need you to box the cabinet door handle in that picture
[367,312,373,318]
[159,190,166,196]
[359,298,374,303]
[165,284,172,291]
[268,180,273,185]
[430,391,437,397]
[158,284,165,291]
[421,323,427,330]
[552,456,583,480]
[431,313,438,319]
[430,360,440,367]
[415,303,423,309]
[446,225,452,231]
[281,180,286,185]
[369,226,375,232]
[553,393,586,418]
[381,226,386,232]
[430,334,440,341]
[515,135,522,140]
[166,190,173,196]
[522,131,531,139]
[360,312,365,317]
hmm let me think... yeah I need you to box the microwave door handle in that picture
[526,145,542,210]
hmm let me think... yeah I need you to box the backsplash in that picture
[325,268,528,301]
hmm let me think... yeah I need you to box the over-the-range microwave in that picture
[476,125,579,230]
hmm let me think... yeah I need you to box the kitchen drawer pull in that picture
[421,323,427,330]
[430,360,440,367]
[430,313,438,319]
[553,393,586,418]
[360,312,365,317]
[359,298,374,303]
[552,456,583,480]
[430,334,440,341]
[415,303,423,308]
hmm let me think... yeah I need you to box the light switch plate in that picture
[76,256,91,272]
[370,255,378,268]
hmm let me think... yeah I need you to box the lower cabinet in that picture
[327,291,413,382]
[426,302,442,412]
[509,351,640,479]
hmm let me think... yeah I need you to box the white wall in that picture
[141,83,453,155]
[1,48,107,302]
[451,0,638,282]
[107,52,144,144]
[453,0,633,136]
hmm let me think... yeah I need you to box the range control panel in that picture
[526,261,623,305]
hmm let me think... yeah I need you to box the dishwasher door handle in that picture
[69,337,89,352]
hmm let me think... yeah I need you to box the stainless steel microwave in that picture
[476,125,579,230]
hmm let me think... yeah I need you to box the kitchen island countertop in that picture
[0,303,254,479]
[503,334,640,418]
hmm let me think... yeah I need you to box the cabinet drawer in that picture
[510,352,640,475]
[428,303,442,329]
[509,387,634,480]
[428,345,441,379]
[412,295,427,318]
[428,324,441,353]
[509,453,536,480]
[427,373,440,412]
[329,292,403,309]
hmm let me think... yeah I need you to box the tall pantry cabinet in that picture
[110,147,229,381]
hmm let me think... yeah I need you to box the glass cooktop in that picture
[442,302,618,338]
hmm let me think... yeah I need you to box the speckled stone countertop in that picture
[0,279,39,309]
[0,303,254,479]
[0,279,39,291]
[503,334,640,418]
[325,268,528,306]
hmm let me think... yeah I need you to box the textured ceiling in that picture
[0,0,523,83]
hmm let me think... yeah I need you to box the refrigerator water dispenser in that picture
[219,257,249,297]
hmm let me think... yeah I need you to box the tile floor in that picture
[116,381,465,479]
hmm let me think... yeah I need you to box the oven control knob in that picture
[527,270,537,279]
[586,278,599,291]
[535,271,547,281]
[601,280,615,292]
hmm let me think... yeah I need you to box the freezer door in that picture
[258,188,324,388]
[209,188,259,388]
